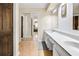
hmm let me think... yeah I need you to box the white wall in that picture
[13,3,20,56]
[58,3,73,31]
[57,3,79,35]
[19,8,46,14]
[38,14,58,41]
[23,13,31,38]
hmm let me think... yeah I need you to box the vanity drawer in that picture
[54,42,71,56]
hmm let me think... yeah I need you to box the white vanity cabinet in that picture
[44,32,71,56]
[45,33,59,56]
[44,32,53,51]
[53,46,59,56]
[53,40,71,56]
[44,33,59,56]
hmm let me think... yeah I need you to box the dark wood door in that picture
[73,16,78,30]
[21,16,23,38]
[0,3,13,56]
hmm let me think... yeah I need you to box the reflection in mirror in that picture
[73,3,79,30]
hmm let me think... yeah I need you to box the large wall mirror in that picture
[73,3,79,30]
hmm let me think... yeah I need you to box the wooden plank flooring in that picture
[19,38,38,56]
[19,38,53,56]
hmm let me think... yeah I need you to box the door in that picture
[21,16,23,38]
[0,3,13,56]
[73,16,78,30]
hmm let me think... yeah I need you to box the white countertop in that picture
[45,30,79,56]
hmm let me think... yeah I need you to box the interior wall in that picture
[13,3,20,56]
[38,14,58,41]
[57,3,79,35]
[23,13,31,38]
[19,8,46,14]
[58,3,73,31]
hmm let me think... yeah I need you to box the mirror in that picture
[73,3,79,30]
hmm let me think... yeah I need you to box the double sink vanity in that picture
[43,30,79,56]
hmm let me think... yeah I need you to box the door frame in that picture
[13,3,20,56]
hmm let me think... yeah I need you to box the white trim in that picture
[13,3,20,56]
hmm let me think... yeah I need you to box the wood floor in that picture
[19,38,38,56]
[19,38,53,56]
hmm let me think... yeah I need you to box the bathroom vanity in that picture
[43,30,79,56]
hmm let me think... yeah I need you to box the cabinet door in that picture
[53,46,59,56]
[54,43,70,56]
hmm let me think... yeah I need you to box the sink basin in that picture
[64,41,79,49]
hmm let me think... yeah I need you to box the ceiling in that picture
[19,3,49,9]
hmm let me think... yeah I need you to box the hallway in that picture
[19,3,54,56]
[17,3,79,56]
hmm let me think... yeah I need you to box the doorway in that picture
[21,14,32,40]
